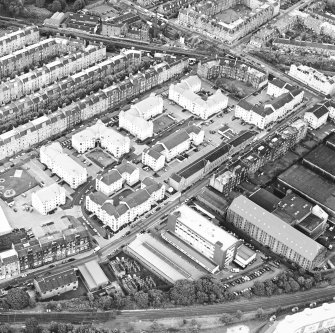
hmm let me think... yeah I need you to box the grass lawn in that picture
[0,167,38,201]
[153,115,175,134]
[86,149,116,169]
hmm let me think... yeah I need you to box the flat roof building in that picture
[234,244,256,268]
[78,260,109,291]
[227,195,326,269]
[278,164,335,217]
[165,205,241,271]
[126,233,205,284]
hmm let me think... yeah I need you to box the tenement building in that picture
[178,0,280,44]
[227,195,326,269]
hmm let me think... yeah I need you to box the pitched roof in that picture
[35,269,77,294]
[98,170,122,186]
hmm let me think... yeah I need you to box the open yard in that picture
[86,149,116,169]
[0,167,38,202]
[153,114,176,134]
[215,5,251,24]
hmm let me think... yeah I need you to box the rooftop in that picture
[32,183,66,204]
[126,233,205,284]
[303,144,335,179]
[173,205,239,251]
[278,164,335,215]
[248,188,281,212]
[35,269,77,294]
[229,195,324,261]
[78,260,109,291]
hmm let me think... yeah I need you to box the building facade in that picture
[164,205,241,271]
[227,195,326,269]
[0,249,20,280]
[34,269,78,299]
[40,142,87,189]
[32,183,66,215]
[289,64,335,96]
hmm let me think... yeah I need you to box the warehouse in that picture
[125,233,205,284]
[78,260,109,291]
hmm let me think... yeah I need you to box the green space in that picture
[86,149,116,169]
[0,168,38,202]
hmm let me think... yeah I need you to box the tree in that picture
[29,297,36,308]
[304,278,313,290]
[73,0,84,11]
[252,281,266,296]
[51,0,62,12]
[134,291,149,309]
[256,308,266,319]
[6,288,30,310]
[35,0,45,8]
[25,318,40,333]
[0,324,12,333]
[235,310,243,320]
[314,271,322,282]
[220,313,234,324]
[87,292,94,304]
[170,280,196,305]
[297,276,305,286]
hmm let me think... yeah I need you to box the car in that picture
[68,258,76,262]
[49,265,55,268]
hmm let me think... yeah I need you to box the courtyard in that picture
[153,114,176,134]
[215,4,251,24]
[86,148,117,169]
[0,167,38,202]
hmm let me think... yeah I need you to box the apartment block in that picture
[0,57,188,161]
[163,205,241,272]
[0,26,39,57]
[142,125,204,171]
[72,120,130,158]
[32,183,66,215]
[304,103,329,129]
[197,58,268,89]
[169,76,228,120]
[119,93,163,140]
[14,218,91,271]
[289,64,335,96]
[0,41,106,105]
[178,0,279,43]
[235,85,304,129]
[40,142,87,189]
[227,195,326,269]
[86,178,165,231]
[96,163,139,196]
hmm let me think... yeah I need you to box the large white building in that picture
[289,64,335,96]
[235,84,304,130]
[32,183,66,215]
[40,142,87,189]
[169,76,228,120]
[142,125,204,171]
[163,205,241,272]
[72,120,130,158]
[86,177,165,231]
[96,163,139,196]
[119,94,163,140]
[304,103,329,129]
[269,303,335,333]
